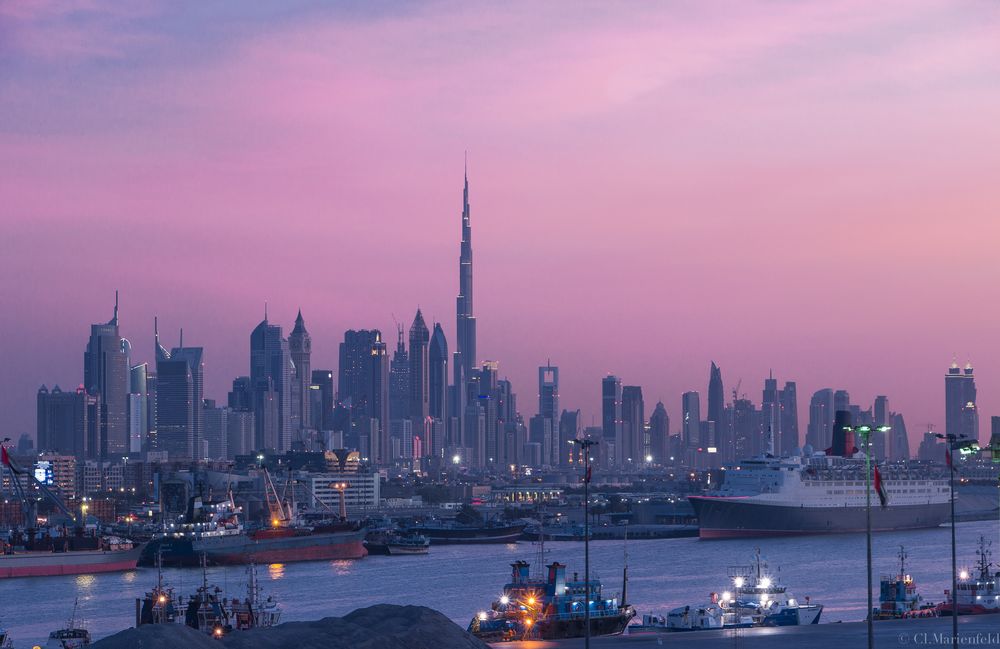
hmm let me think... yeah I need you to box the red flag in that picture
[874,463,889,508]
[585,465,592,483]
[945,448,953,470]
[1,445,8,467]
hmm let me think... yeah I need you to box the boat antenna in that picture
[898,545,907,581]
[621,522,629,608]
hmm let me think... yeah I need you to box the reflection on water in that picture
[0,519,996,649]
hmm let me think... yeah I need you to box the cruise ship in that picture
[690,452,950,538]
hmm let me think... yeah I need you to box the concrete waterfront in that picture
[501,616,1000,648]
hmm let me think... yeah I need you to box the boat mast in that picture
[898,545,907,582]
[621,522,628,609]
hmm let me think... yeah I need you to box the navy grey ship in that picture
[690,451,950,538]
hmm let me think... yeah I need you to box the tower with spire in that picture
[454,160,477,401]
[84,291,129,458]
[289,309,312,435]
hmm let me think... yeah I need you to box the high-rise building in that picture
[128,363,149,454]
[538,363,559,423]
[36,385,99,459]
[601,375,622,467]
[889,412,910,461]
[945,362,978,443]
[873,395,889,427]
[408,309,430,423]
[761,373,779,453]
[834,390,850,416]
[226,408,254,459]
[288,310,312,433]
[429,323,448,423]
[202,399,227,460]
[338,329,389,463]
[557,409,580,467]
[806,388,834,451]
[156,346,194,458]
[83,293,128,458]
[250,313,292,452]
[707,362,724,431]
[169,341,204,457]
[681,391,700,448]
[454,162,477,387]
[779,381,798,454]
[621,385,645,464]
[388,326,410,421]
[648,401,670,465]
[310,370,335,431]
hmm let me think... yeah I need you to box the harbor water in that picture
[1,519,996,647]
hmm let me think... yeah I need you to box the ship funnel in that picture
[830,410,855,457]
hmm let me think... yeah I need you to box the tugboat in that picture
[135,550,179,626]
[46,599,91,649]
[468,561,635,641]
[873,546,938,620]
[229,563,281,630]
[938,536,1000,616]
[725,549,823,626]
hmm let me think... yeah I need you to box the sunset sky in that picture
[2,1,999,446]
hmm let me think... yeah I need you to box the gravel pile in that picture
[92,605,490,649]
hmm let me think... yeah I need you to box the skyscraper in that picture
[454,161,477,384]
[681,391,701,447]
[707,362,724,431]
[250,313,292,452]
[761,373,779,453]
[310,370,335,431]
[779,381,798,454]
[806,388,834,451]
[428,323,448,421]
[648,401,670,465]
[37,385,99,459]
[621,385,645,464]
[601,375,622,467]
[170,340,204,458]
[156,342,194,459]
[288,310,312,433]
[408,309,430,423]
[84,293,128,458]
[128,363,149,454]
[338,329,389,463]
[557,409,580,467]
[873,395,889,427]
[945,361,978,442]
[538,363,559,423]
[889,412,910,460]
[388,325,409,420]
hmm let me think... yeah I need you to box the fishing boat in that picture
[46,600,91,649]
[937,536,1000,616]
[873,546,938,620]
[386,532,430,555]
[229,563,281,630]
[468,560,635,642]
[135,550,179,626]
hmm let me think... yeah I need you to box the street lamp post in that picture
[936,432,979,644]
[846,423,890,649]
[571,437,597,649]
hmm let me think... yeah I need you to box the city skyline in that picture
[3,2,1000,446]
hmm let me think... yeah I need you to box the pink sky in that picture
[2,1,999,447]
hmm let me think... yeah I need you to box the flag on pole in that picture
[945,448,953,470]
[1,445,9,467]
[585,465,592,483]
[874,463,889,508]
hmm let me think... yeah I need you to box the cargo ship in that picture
[469,560,634,641]
[689,452,950,538]
[1,442,142,578]
[141,470,366,566]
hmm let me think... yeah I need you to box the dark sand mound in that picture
[92,604,490,649]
